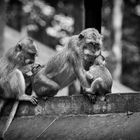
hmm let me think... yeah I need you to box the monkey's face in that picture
[15,38,38,72]
[94,55,106,65]
[78,28,103,61]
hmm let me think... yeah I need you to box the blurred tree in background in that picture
[3,0,140,91]
[122,0,140,90]
[102,0,140,90]
[0,0,6,56]
[6,0,84,50]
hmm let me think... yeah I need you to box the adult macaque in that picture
[69,27,103,95]
[83,55,113,103]
[81,28,103,71]
[0,38,38,139]
[32,28,101,98]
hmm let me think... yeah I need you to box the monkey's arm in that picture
[86,71,94,80]
[35,73,60,90]
[70,55,90,89]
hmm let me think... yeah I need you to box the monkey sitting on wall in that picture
[0,38,38,139]
[31,28,102,99]
[83,54,113,103]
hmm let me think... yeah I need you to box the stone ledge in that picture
[1,92,140,117]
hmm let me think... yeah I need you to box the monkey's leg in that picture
[91,77,107,101]
[34,74,60,97]
[18,94,38,105]
[86,77,104,103]
[40,74,60,90]
[90,77,104,93]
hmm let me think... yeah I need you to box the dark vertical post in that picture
[80,0,102,95]
[0,0,6,56]
[84,0,102,33]
[73,0,85,34]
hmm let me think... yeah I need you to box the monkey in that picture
[31,28,102,99]
[81,28,103,71]
[83,54,113,103]
[0,38,38,139]
[68,28,103,96]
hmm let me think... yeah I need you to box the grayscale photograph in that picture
[0,0,140,140]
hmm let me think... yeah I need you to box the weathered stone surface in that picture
[1,92,140,117]
[1,113,140,140]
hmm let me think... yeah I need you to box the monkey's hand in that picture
[32,63,44,74]
[85,87,94,94]
[29,96,38,105]
[83,88,96,103]
[86,71,94,80]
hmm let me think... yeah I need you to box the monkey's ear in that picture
[78,33,84,40]
[16,43,22,52]
[100,34,104,40]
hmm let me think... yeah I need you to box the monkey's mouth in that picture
[84,49,94,56]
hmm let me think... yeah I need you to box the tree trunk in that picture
[112,0,123,81]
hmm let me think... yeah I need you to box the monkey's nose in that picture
[25,59,34,64]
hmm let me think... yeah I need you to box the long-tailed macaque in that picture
[83,55,113,103]
[32,28,101,98]
[70,27,103,95]
[0,38,38,139]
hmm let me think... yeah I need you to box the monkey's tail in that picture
[2,101,19,138]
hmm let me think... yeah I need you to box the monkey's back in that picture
[33,49,76,89]
[88,65,113,91]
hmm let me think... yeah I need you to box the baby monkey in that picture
[84,54,113,103]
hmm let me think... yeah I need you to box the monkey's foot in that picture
[99,96,106,101]
[85,88,93,94]
[88,94,96,103]
[31,91,38,98]
[19,95,38,105]
[29,96,38,105]
[83,93,96,104]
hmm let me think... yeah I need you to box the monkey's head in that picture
[6,38,38,72]
[94,54,106,66]
[78,28,103,62]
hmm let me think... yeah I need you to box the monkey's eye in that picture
[79,34,84,40]
[16,44,22,52]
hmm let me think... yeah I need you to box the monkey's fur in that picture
[0,38,38,139]
[84,55,113,103]
[81,28,103,71]
[32,28,101,98]
[68,28,103,95]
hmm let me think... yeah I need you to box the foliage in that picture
[122,1,140,90]
[102,0,140,90]
[6,0,140,90]
[22,0,74,49]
